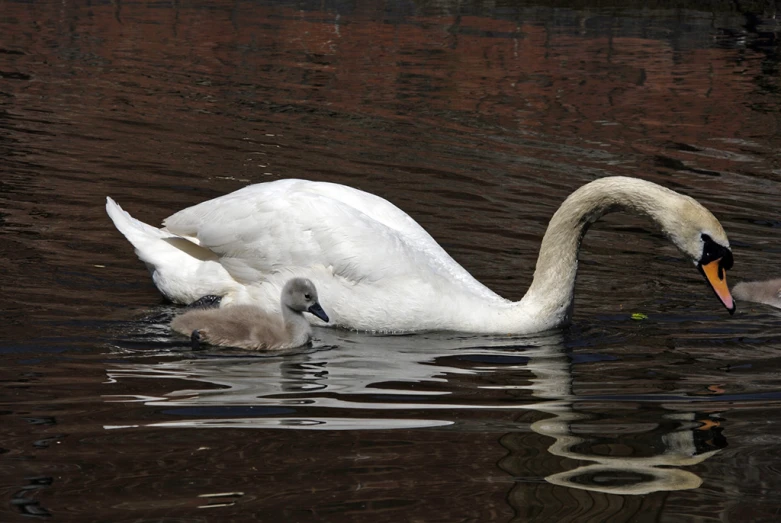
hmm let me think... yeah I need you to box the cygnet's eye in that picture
[304,293,311,300]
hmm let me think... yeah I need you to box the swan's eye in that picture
[700,233,733,270]
[304,293,311,300]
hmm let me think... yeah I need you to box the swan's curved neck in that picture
[515,177,684,330]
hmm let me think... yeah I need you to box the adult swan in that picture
[106,176,736,333]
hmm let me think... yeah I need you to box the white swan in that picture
[106,176,735,333]
[170,277,329,350]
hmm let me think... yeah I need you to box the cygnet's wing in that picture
[171,306,288,350]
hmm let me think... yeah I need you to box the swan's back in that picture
[171,305,292,350]
[165,179,430,245]
[162,179,500,301]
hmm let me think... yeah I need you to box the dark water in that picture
[2,1,781,520]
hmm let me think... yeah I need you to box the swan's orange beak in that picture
[699,258,735,314]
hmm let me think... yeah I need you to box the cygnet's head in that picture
[282,278,329,322]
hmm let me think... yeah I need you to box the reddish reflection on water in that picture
[2,1,781,521]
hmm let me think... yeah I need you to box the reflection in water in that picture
[492,342,728,496]
[105,329,726,496]
[526,411,722,495]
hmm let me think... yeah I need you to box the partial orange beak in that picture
[699,258,735,314]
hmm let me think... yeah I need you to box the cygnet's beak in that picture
[698,258,735,314]
[308,302,329,323]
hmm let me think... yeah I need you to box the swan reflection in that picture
[104,328,726,495]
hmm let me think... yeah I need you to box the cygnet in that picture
[171,278,329,350]
[732,278,781,309]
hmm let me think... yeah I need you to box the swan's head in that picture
[282,278,329,322]
[661,197,735,314]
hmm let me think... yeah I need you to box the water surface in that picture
[2,1,781,521]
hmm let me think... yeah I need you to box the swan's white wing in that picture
[163,179,498,300]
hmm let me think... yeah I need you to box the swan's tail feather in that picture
[106,196,178,266]
[106,197,169,243]
[106,197,231,304]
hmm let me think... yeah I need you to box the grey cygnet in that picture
[171,278,329,350]
[732,278,781,309]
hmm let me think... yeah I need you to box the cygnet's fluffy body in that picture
[732,278,781,309]
[171,278,328,350]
